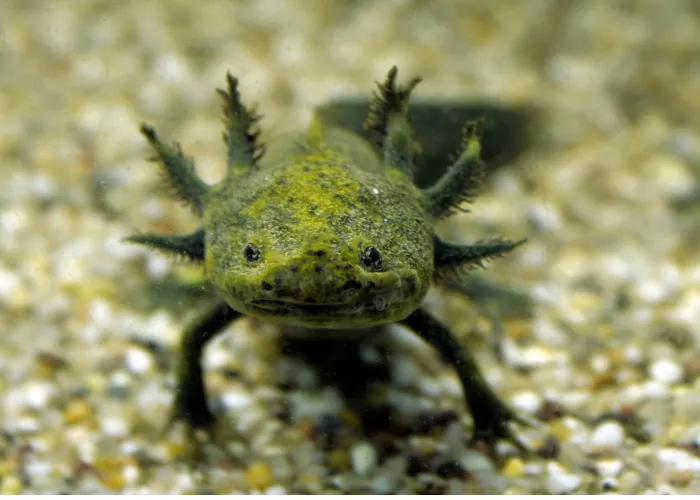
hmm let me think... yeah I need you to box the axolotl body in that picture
[127,67,530,458]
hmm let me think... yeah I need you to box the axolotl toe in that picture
[127,67,532,461]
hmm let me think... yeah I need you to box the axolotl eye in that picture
[361,246,383,271]
[244,243,261,263]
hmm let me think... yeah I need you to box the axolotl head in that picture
[203,160,434,329]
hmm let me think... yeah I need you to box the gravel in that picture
[2,0,700,494]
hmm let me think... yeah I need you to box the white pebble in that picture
[14,417,40,434]
[0,266,21,303]
[657,448,700,473]
[390,356,419,388]
[418,378,443,397]
[511,391,542,415]
[502,340,557,369]
[125,347,153,375]
[643,379,670,399]
[371,474,396,494]
[459,450,494,473]
[24,382,55,409]
[145,253,170,279]
[649,359,683,385]
[88,298,112,327]
[528,202,563,232]
[120,440,142,456]
[23,460,53,480]
[154,52,190,85]
[101,417,128,437]
[596,459,624,477]
[264,485,287,495]
[350,441,378,476]
[590,421,625,449]
[624,345,643,364]
[546,462,582,494]
[123,464,140,485]
[221,390,253,410]
[635,279,667,303]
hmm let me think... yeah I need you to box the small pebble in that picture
[326,448,350,470]
[618,470,642,493]
[124,347,153,375]
[649,359,683,386]
[101,417,128,437]
[15,417,40,434]
[123,464,140,486]
[590,420,625,449]
[546,462,582,494]
[101,469,127,491]
[459,450,494,473]
[371,474,396,494]
[391,356,420,388]
[63,399,94,425]
[511,390,542,415]
[502,457,525,478]
[245,462,275,491]
[107,371,132,399]
[596,459,624,477]
[600,477,618,491]
[657,447,700,474]
[0,475,22,495]
[537,435,561,459]
[350,441,378,476]
[264,485,287,495]
[24,381,55,409]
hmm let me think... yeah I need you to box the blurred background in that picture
[1,0,700,494]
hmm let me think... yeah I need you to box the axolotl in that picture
[127,67,531,459]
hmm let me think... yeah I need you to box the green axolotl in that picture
[127,66,532,459]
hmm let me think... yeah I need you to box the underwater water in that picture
[0,0,699,494]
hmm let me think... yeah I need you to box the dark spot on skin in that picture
[357,191,371,204]
[361,246,383,271]
[244,243,260,262]
[261,281,273,291]
[405,275,418,294]
[341,280,362,290]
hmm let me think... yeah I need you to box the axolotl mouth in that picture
[213,261,428,328]
[249,295,399,316]
[241,286,421,329]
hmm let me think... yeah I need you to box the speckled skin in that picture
[205,127,432,329]
[127,67,531,462]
